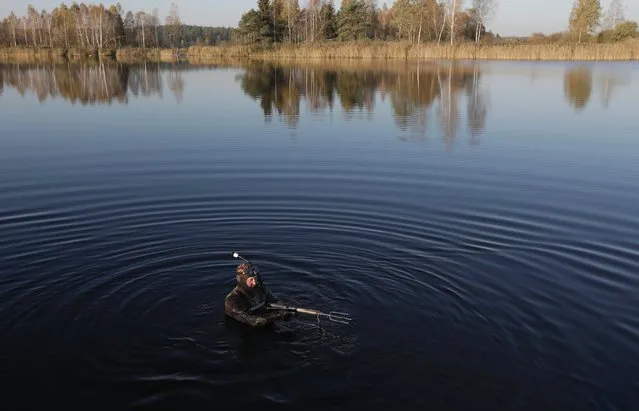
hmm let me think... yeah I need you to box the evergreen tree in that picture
[257,0,275,43]
[237,9,262,43]
[322,1,338,40]
[338,0,370,41]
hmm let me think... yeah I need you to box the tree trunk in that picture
[85,23,91,48]
[450,0,457,46]
[48,20,53,47]
[141,20,146,48]
[77,24,84,48]
[32,21,37,46]
[24,20,29,46]
[418,15,423,44]
[578,25,583,44]
[64,19,69,49]
[438,12,446,44]
[11,23,17,47]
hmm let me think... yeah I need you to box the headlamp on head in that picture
[236,263,262,285]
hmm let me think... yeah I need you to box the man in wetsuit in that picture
[224,263,295,327]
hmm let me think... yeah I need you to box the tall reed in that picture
[187,41,639,61]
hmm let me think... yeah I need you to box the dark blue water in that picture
[1,60,638,410]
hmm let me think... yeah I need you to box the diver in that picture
[224,263,295,327]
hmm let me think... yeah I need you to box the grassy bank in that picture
[0,47,68,63]
[188,41,639,61]
[115,48,183,63]
[0,47,183,63]
[3,42,638,63]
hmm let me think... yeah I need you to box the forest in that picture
[234,0,495,45]
[0,0,637,61]
[0,3,233,50]
[233,0,637,45]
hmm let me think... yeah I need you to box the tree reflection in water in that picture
[238,60,489,145]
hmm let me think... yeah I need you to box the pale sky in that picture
[1,0,637,37]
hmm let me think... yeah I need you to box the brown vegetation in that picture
[0,47,67,62]
[115,47,180,62]
[188,41,639,61]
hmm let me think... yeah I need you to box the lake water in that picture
[1,59,638,410]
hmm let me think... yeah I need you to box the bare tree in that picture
[437,0,451,44]
[602,0,625,30]
[284,0,300,42]
[152,8,160,47]
[135,11,148,48]
[165,3,182,48]
[472,0,497,42]
[8,12,18,47]
[450,0,463,46]
[28,5,40,46]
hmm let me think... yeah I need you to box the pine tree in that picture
[257,0,274,43]
[322,1,338,40]
[338,0,369,41]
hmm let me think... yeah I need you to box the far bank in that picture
[0,47,184,63]
[1,41,639,63]
[189,41,639,62]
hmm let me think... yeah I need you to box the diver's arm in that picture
[224,294,281,327]
[264,286,281,304]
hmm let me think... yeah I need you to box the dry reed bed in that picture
[115,48,179,63]
[0,47,67,63]
[188,42,639,61]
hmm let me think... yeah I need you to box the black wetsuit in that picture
[224,282,291,327]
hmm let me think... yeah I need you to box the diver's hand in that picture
[254,317,268,327]
[277,311,295,321]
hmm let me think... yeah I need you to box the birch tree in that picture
[135,11,148,48]
[27,5,40,46]
[602,0,625,30]
[471,0,497,42]
[283,0,300,42]
[449,0,463,46]
[7,12,18,47]
[165,3,182,48]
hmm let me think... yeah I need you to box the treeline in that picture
[236,0,497,45]
[528,0,637,44]
[236,0,638,46]
[0,3,234,50]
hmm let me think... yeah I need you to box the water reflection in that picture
[0,62,184,105]
[0,60,633,128]
[599,69,632,109]
[564,67,593,111]
[238,61,489,143]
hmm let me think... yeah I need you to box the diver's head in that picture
[236,263,262,288]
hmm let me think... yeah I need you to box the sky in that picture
[1,0,638,37]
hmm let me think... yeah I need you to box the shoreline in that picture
[1,41,638,63]
[188,41,639,62]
